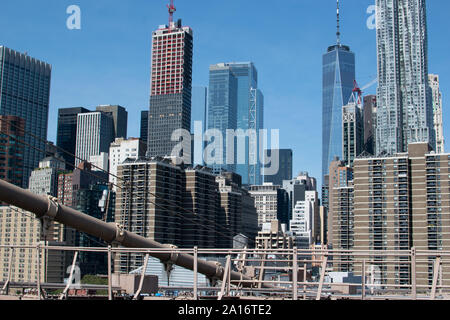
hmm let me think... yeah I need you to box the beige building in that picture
[353,143,450,288]
[0,206,66,284]
[256,220,293,250]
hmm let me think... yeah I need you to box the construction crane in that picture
[0,178,271,290]
[167,0,176,28]
[352,80,363,105]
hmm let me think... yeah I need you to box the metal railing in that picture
[1,244,449,300]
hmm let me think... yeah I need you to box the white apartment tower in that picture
[109,138,147,190]
[376,0,435,155]
[429,74,445,153]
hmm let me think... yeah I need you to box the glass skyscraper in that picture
[207,62,264,186]
[322,44,355,180]
[0,46,52,188]
[375,0,434,155]
[207,64,238,174]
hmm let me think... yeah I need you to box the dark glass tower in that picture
[264,149,293,186]
[147,17,193,158]
[57,107,90,168]
[140,110,149,146]
[0,46,52,188]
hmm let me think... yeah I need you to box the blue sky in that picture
[1,0,449,187]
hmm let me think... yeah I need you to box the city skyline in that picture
[0,0,449,189]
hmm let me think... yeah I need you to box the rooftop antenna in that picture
[167,0,176,29]
[336,0,341,45]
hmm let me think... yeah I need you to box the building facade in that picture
[95,105,128,140]
[0,46,52,188]
[429,74,444,153]
[249,183,289,229]
[140,110,149,146]
[363,95,377,155]
[376,0,434,156]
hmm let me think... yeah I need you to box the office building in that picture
[342,96,364,167]
[140,110,149,146]
[0,116,25,187]
[56,107,90,168]
[0,46,52,188]
[429,74,445,153]
[249,183,289,228]
[109,138,147,190]
[353,142,450,287]
[322,2,356,181]
[74,112,114,167]
[147,12,193,159]
[228,62,264,186]
[376,0,434,155]
[96,105,128,139]
[264,149,293,186]
[363,95,377,155]
[207,64,238,174]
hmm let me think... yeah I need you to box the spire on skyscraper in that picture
[336,0,341,45]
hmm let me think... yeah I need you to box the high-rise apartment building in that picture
[0,206,66,284]
[327,158,353,247]
[429,74,445,153]
[74,112,114,167]
[322,1,356,182]
[363,95,377,155]
[0,116,25,187]
[95,105,128,140]
[264,149,293,186]
[147,13,193,159]
[376,0,434,155]
[353,143,450,287]
[56,107,90,168]
[0,46,52,188]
